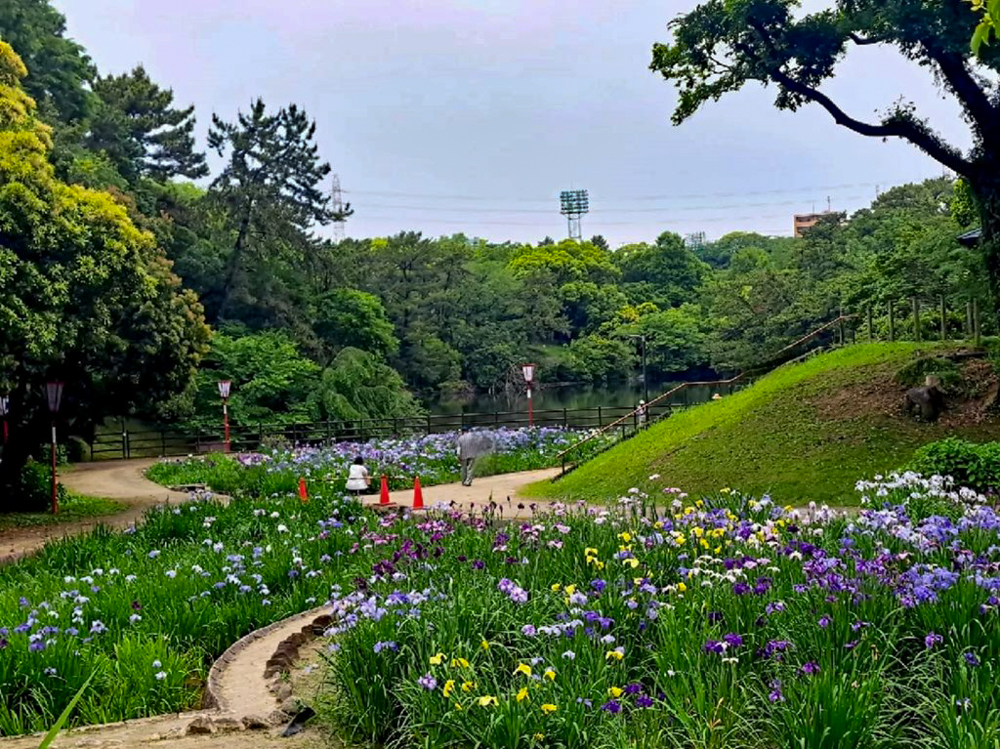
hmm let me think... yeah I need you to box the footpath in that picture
[0,460,558,563]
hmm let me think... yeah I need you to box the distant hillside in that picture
[525,343,1000,505]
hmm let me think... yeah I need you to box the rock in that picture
[242,714,272,731]
[279,697,299,715]
[185,717,216,735]
[212,717,242,733]
[905,378,945,422]
[273,682,292,702]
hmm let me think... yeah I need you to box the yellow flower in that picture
[443,680,455,698]
[454,702,463,711]
[461,681,476,692]
[481,639,490,651]
[720,488,731,495]
[544,669,555,681]
[533,733,544,741]
[654,520,664,530]
[429,652,446,665]
[594,560,605,570]
[478,695,497,707]
[516,687,529,703]
[677,582,687,593]
[551,583,561,592]
[608,686,623,698]
[623,557,639,569]
[605,650,624,661]
[514,663,532,677]
[541,703,557,714]
[564,584,576,595]
[584,547,598,557]
[692,527,704,538]
[618,532,631,542]
[696,499,705,507]
[451,657,469,668]
[633,577,644,586]
[673,535,686,546]
[699,538,709,549]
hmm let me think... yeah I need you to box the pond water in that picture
[427,378,734,416]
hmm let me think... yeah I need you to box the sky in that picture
[53,0,970,246]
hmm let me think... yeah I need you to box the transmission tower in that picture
[331,174,346,242]
[559,190,589,241]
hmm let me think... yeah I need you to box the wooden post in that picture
[912,297,920,342]
[597,406,603,427]
[839,313,846,347]
[939,296,947,341]
[974,298,982,347]
[888,302,895,342]
[966,300,973,339]
[867,305,873,342]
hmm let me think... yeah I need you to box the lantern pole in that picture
[218,381,232,452]
[45,382,64,515]
[521,364,536,428]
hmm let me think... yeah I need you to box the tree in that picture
[651,1,1000,303]
[311,288,398,361]
[87,66,208,182]
[310,348,424,422]
[0,42,208,502]
[0,0,93,124]
[207,99,351,318]
[616,232,707,308]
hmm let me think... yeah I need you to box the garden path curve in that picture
[0,460,561,563]
[0,460,191,564]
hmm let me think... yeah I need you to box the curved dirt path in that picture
[0,459,191,563]
[379,467,559,516]
[0,606,335,749]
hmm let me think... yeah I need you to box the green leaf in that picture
[38,671,95,749]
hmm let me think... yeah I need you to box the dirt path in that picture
[0,605,337,749]
[376,467,559,516]
[0,459,190,563]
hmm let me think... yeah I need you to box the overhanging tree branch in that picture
[920,44,998,139]
[768,67,973,177]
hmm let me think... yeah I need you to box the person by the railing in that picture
[637,400,648,428]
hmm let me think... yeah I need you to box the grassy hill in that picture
[525,343,1000,506]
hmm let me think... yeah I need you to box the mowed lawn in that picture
[525,343,1000,506]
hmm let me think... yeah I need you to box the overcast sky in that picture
[54,0,970,246]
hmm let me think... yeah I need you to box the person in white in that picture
[637,400,648,426]
[346,456,370,497]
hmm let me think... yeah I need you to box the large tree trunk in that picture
[969,164,1000,324]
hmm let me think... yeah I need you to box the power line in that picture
[349,195,867,215]
[340,175,938,204]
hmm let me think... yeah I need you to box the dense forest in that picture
[0,0,991,494]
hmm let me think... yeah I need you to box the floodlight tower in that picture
[559,190,589,241]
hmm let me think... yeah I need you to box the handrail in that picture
[553,315,854,468]
[553,372,746,463]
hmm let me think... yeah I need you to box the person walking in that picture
[457,427,478,487]
[637,399,648,427]
[345,455,370,498]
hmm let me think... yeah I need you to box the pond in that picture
[426,378,736,416]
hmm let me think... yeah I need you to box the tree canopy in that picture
[0,41,208,501]
[651,0,1000,297]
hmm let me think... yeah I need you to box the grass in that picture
[524,343,1000,506]
[0,492,126,531]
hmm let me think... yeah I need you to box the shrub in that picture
[906,437,1000,493]
[13,459,69,511]
[894,357,960,390]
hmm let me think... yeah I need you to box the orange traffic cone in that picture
[379,475,391,506]
[298,477,307,502]
[413,475,424,510]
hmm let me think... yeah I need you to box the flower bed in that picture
[146,427,613,495]
[2,472,999,746]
